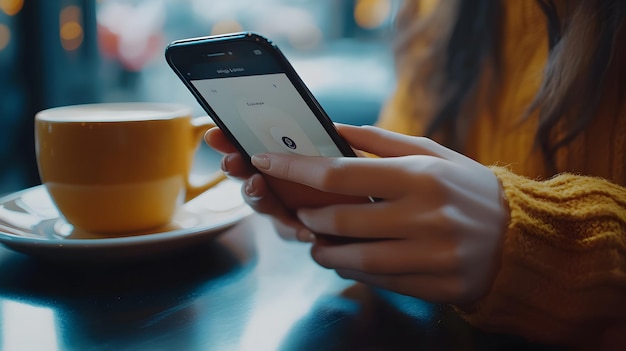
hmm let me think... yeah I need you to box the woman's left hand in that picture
[251,124,510,304]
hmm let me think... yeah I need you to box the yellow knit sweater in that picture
[377,0,626,345]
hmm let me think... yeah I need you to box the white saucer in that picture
[0,179,253,261]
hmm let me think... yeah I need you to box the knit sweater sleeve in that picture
[457,166,626,344]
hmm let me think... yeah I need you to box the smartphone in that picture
[165,32,366,209]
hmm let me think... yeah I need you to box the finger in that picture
[251,154,413,199]
[204,127,238,154]
[221,152,256,179]
[298,202,407,238]
[337,124,466,162]
[333,269,463,303]
[242,173,287,215]
[242,174,311,242]
[297,204,450,239]
[272,218,315,243]
[310,237,459,275]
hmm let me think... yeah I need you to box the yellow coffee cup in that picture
[35,102,224,234]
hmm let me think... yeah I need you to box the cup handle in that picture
[185,115,227,202]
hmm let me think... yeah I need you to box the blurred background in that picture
[0,0,398,197]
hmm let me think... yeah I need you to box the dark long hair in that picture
[395,0,626,171]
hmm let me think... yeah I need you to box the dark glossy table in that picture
[0,214,562,351]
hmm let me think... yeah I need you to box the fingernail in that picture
[251,154,270,170]
[297,228,316,243]
[221,155,230,174]
[244,178,255,196]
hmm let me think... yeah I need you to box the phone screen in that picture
[168,37,350,159]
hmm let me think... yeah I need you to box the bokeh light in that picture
[254,7,323,51]
[60,6,84,51]
[0,0,23,16]
[96,1,165,71]
[287,26,322,51]
[0,23,10,51]
[354,0,392,29]
[211,20,243,36]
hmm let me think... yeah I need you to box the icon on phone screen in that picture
[268,125,319,156]
[282,136,297,149]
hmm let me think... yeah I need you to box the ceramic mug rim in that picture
[35,102,192,123]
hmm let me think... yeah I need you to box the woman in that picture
[206,0,626,348]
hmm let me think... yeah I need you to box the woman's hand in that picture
[248,124,509,304]
[204,127,311,241]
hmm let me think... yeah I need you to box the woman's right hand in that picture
[204,127,313,242]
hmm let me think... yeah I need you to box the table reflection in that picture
[0,215,563,351]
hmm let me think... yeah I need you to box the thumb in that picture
[337,124,463,161]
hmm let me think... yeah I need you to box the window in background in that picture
[0,0,399,196]
[0,0,99,196]
[0,0,26,195]
[95,0,399,125]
